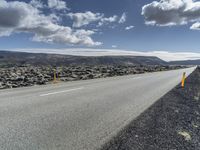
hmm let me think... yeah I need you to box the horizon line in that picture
[1,48,200,62]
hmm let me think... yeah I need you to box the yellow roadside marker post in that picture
[53,69,57,84]
[181,72,186,88]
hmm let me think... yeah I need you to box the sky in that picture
[1,0,200,61]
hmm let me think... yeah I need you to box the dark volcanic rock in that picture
[0,65,186,90]
[102,67,200,150]
[0,50,189,90]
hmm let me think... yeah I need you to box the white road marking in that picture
[40,87,84,97]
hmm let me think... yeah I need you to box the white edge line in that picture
[40,87,84,97]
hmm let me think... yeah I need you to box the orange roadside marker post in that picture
[53,69,57,84]
[181,72,186,88]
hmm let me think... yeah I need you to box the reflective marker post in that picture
[181,72,186,88]
[53,69,57,84]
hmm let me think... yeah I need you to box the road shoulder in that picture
[102,67,200,150]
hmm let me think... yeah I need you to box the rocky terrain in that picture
[0,50,189,90]
[0,65,186,89]
[102,67,200,150]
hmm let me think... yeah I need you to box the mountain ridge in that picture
[0,50,167,67]
[170,59,200,65]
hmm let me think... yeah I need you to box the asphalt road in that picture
[0,67,195,150]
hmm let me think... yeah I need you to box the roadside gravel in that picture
[103,67,200,150]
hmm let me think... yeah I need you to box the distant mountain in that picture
[0,50,167,67]
[170,60,200,65]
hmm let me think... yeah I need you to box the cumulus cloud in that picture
[101,15,118,23]
[125,26,134,30]
[68,11,103,28]
[30,0,44,9]
[98,15,118,26]
[142,0,200,28]
[47,0,68,10]
[68,11,118,28]
[118,13,126,24]
[190,22,200,30]
[0,0,101,46]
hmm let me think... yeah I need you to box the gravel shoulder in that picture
[102,67,200,150]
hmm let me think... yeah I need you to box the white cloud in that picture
[97,15,118,27]
[30,0,44,9]
[8,48,200,61]
[190,22,200,30]
[68,11,103,28]
[125,26,134,30]
[119,13,126,24]
[101,15,118,23]
[68,11,118,28]
[47,0,68,10]
[142,0,200,28]
[0,0,101,46]
[112,45,117,48]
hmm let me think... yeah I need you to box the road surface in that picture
[0,67,195,150]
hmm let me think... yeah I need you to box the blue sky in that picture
[1,0,200,54]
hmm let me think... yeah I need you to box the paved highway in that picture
[0,67,195,150]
